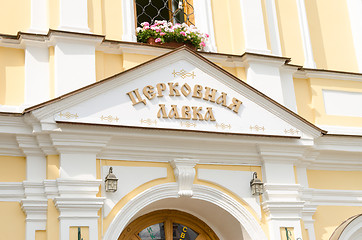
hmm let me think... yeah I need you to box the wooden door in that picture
[118,210,219,240]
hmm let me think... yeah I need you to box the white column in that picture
[28,0,48,33]
[346,0,362,73]
[59,0,89,33]
[239,0,270,54]
[296,0,316,68]
[24,45,50,106]
[279,66,298,112]
[122,0,137,42]
[265,0,282,56]
[193,0,217,52]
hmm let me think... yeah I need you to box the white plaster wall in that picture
[197,169,262,218]
[323,90,362,117]
[54,41,96,96]
[102,166,167,217]
[60,153,97,179]
[263,162,295,184]
[28,0,48,33]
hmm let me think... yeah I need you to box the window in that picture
[118,210,219,240]
[135,0,194,27]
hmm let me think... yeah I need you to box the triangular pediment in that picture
[28,47,323,138]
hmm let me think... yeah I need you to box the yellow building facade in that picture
[0,0,362,240]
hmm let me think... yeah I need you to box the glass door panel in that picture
[138,223,166,240]
[172,223,199,240]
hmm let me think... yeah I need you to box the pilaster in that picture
[121,0,137,42]
[28,0,48,33]
[296,0,316,68]
[193,0,217,52]
[239,0,270,54]
[259,145,305,240]
[58,0,89,33]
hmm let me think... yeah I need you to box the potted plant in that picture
[136,20,209,50]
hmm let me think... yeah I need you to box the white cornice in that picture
[302,188,362,206]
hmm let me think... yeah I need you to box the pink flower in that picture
[200,42,206,47]
[156,29,161,32]
[144,26,149,30]
[141,22,149,26]
[205,33,209,38]
[160,32,166,36]
[155,38,162,43]
[180,31,186,36]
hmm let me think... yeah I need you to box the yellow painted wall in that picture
[211,0,245,54]
[100,0,123,40]
[47,199,60,240]
[309,78,362,127]
[305,0,358,72]
[95,52,124,81]
[0,156,26,182]
[293,78,315,123]
[307,169,362,190]
[0,47,25,105]
[0,202,25,240]
[313,206,362,240]
[0,0,30,35]
[122,53,156,70]
[49,0,59,29]
[47,155,60,180]
[274,0,304,66]
[88,0,103,35]
[35,230,46,240]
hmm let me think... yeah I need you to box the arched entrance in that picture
[118,210,219,240]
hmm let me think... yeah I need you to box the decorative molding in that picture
[172,69,196,79]
[57,112,79,120]
[100,115,119,123]
[0,182,24,201]
[250,125,265,132]
[284,128,300,135]
[180,121,196,128]
[215,123,231,130]
[140,118,157,126]
[170,158,199,197]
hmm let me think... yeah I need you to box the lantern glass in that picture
[250,172,264,196]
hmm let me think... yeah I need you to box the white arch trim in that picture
[339,215,362,240]
[103,182,267,240]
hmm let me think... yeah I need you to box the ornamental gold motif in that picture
[58,112,79,119]
[249,125,265,132]
[216,123,231,130]
[180,121,197,128]
[284,128,300,135]
[100,115,119,123]
[140,118,157,126]
[172,69,196,79]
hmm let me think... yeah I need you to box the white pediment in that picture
[45,48,321,137]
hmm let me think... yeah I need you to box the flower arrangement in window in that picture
[136,20,209,50]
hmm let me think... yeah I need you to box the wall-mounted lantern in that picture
[250,172,264,196]
[105,167,118,192]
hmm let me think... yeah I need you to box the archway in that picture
[118,210,219,240]
[103,182,267,240]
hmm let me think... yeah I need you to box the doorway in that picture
[118,210,219,240]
